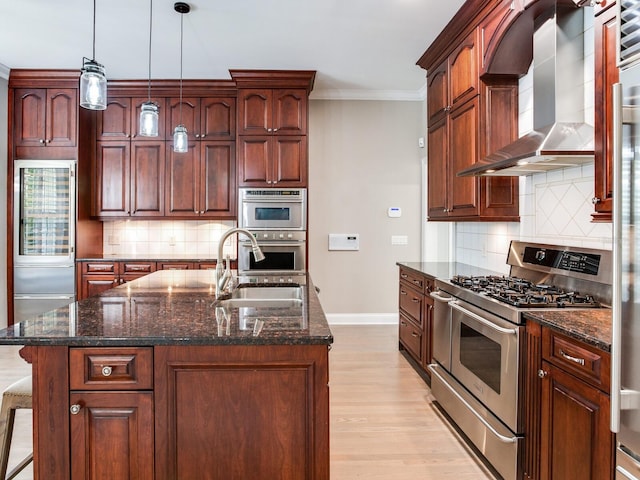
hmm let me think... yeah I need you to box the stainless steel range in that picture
[429,241,612,480]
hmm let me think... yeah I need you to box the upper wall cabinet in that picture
[237,89,308,136]
[166,97,236,141]
[97,97,168,141]
[592,1,617,222]
[13,87,77,159]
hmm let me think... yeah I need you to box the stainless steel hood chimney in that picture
[458,3,594,177]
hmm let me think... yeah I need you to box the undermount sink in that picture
[217,286,304,309]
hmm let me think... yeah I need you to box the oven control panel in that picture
[522,247,601,276]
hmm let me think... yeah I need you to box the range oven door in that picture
[450,300,523,434]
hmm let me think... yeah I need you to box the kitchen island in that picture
[0,270,332,480]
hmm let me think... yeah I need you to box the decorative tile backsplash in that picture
[103,220,237,258]
[454,10,612,272]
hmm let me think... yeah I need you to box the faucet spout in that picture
[216,227,264,297]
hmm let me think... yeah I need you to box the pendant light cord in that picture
[147,0,153,101]
[179,10,184,124]
[92,0,97,60]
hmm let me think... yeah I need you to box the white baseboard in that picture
[325,313,398,325]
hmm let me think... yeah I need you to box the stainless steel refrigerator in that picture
[13,159,76,322]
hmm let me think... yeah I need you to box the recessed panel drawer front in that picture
[542,328,610,393]
[69,347,153,390]
[399,268,425,293]
[399,313,422,361]
[84,262,117,274]
[399,282,423,325]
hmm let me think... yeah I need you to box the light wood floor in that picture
[0,325,495,479]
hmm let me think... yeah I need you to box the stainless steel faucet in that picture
[216,227,265,297]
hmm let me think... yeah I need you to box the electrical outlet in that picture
[169,236,176,246]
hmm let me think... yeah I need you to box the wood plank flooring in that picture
[0,325,495,479]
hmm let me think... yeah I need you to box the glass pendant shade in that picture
[80,59,107,110]
[173,125,188,153]
[139,102,159,137]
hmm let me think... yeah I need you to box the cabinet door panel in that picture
[449,30,479,110]
[130,142,165,216]
[132,97,166,140]
[238,89,271,134]
[238,136,270,185]
[449,99,479,216]
[47,88,77,147]
[273,89,307,134]
[95,142,130,216]
[273,136,307,186]
[14,88,46,146]
[97,98,131,140]
[200,97,236,138]
[427,118,448,219]
[81,275,118,300]
[166,143,199,216]
[427,62,448,124]
[201,141,236,217]
[166,97,199,140]
[70,392,154,480]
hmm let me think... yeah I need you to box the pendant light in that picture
[139,0,159,137]
[173,2,190,153]
[80,0,107,110]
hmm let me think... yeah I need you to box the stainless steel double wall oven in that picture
[237,188,307,283]
[429,241,612,480]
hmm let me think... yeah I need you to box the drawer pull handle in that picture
[412,280,422,286]
[70,404,81,415]
[401,273,408,279]
[400,290,408,295]
[101,366,113,377]
[411,298,420,303]
[559,349,585,366]
[411,332,419,338]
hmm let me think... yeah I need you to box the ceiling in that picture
[0,0,465,100]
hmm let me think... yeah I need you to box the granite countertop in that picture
[76,254,230,262]
[397,261,506,280]
[523,309,612,352]
[0,271,333,347]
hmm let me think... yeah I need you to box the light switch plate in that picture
[328,234,359,251]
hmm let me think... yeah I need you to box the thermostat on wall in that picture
[388,207,401,218]
[328,234,360,251]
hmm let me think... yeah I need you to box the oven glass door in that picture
[238,242,306,274]
[240,201,305,230]
[450,300,523,433]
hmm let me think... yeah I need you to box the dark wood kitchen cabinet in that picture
[97,96,168,141]
[524,321,614,480]
[94,140,166,218]
[69,347,154,479]
[398,266,433,379]
[592,1,618,222]
[13,86,77,158]
[166,96,236,140]
[237,89,307,136]
[237,135,308,187]
[166,140,236,218]
[419,0,520,222]
[77,261,157,299]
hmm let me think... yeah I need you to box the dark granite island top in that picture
[0,270,332,479]
[0,270,333,347]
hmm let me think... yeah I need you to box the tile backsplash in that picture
[103,220,237,258]
[454,8,612,273]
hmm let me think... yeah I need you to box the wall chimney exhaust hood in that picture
[458,3,594,177]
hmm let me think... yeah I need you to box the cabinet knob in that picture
[592,197,601,204]
[70,404,81,415]
[39,139,45,144]
[273,128,278,132]
[101,366,113,377]
[113,279,118,285]
[195,134,200,138]
[45,139,51,144]
[200,134,206,138]
[537,369,548,379]
[267,128,273,132]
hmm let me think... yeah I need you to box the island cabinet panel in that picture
[69,392,154,480]
[154,345,330,480]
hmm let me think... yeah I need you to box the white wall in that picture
[308,100,424,320]
[454,8,612,272]
[0,77,7,328]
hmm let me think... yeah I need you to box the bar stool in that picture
[0,376,33,480]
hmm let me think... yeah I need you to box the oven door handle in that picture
[430,291,453,302]
[428,364,518,444]
[449,301,519,336]
[239,242,305,247]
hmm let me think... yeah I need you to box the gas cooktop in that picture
[450,275,600,308]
